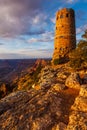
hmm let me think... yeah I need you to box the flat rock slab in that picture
[0,87,79,130]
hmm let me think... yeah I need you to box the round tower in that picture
[52,8,76,63]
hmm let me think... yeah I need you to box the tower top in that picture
[58,8,74,12]
[56,8,75,17]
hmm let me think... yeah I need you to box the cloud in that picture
[0,48,53,59]
[28,31,54,43]
[50,16,56,24]
[20,48,53,58]
[66,0,78,4]
[0,43,4,45]
[67,0,73,3]
[0,53,24,59]
[76,24,87,35]
[32,13,47,25]
[37,48,53,53]
[0,0,46,38]
[0,0,79,38]
[21,29,45,36]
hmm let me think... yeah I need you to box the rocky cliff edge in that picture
[0,64,87,130]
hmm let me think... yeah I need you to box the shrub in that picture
[53,58,62,65]
[69,30,87,70]
[32,64,42,83]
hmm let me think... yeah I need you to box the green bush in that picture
[53,57,68,65]
[32,64,42,83]
[53,58,62,65]
[69,30,87,70]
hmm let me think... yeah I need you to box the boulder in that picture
[65,73,81,89]
[71,85,87,112]
[52,83,66,91]
[71,96,87,112]
[67,111,87,130]
[67,85,87,130]
[57,71,70,80]
[38,66,56,88]
[79,85,87,97]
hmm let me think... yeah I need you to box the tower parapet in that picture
[52,8,76,63]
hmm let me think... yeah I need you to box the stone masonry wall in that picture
[52,8,76,61]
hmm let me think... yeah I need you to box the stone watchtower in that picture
[52,8,76,63]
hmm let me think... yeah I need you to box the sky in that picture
[0,0,87,59]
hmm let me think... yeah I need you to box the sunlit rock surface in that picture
[67,85,87,130]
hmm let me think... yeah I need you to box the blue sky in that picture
[0,0,87,59]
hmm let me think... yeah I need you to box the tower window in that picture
[56,16,58,20]
[66,13,69,17]
[59,36,64,38]
[60,15,63,18]
[60,47,64,52]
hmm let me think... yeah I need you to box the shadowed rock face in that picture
[0,86,79,130]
